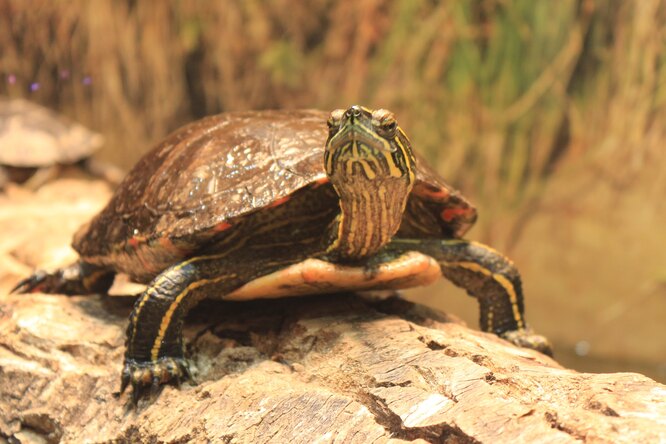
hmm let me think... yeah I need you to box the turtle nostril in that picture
[346,106,362,119]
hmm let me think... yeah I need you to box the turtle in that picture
[13,105,552,404]
[0,98,123,190]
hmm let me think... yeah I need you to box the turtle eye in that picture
[372,109,398,137]
[383,120,397,132]
[327,109,344,135]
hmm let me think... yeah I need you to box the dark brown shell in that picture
[74,109,476,262]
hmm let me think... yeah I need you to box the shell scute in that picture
[74,110,329,260]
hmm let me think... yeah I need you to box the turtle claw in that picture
[131,381,142,407]
[501,328,553,357]
[10,270,52,294]
[12,263,114,296]
[119,366,131,396]
[119,357,193,407]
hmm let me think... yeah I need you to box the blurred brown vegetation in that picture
[1,0,665,381]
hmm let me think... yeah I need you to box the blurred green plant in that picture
[0,0,664,243]
[1,0,665,381]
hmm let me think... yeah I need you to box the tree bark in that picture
[0,291,664,443]
[1,180,665,443]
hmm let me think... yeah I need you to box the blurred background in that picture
[1,0,664,381]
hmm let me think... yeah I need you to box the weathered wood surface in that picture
[1,180,665,443]
[2,291,666,443]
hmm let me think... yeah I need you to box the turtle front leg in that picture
[120,250,305,404]
[120,260,201,404]
[388,239,552,355]
[11,261,115,295]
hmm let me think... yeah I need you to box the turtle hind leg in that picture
[11,261,115,295]
[388,239,553,356]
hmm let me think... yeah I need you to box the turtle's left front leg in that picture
[387,239,552,355]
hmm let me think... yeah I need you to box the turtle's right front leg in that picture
[120,260,202,404]
[11,261,115,295]
[120,251,302,404]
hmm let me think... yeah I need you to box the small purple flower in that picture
[30,82,40,91]
[82,76,92,85]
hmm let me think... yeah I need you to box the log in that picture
[1,292,665,443]
[1,180,665,443]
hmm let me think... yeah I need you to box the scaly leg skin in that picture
[120,249,308,406]
[120,261,200,406]
[11,261,115,295]
[386,239,553,356]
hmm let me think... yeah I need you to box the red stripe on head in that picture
[441,207,469,222]
[416,185,450,200]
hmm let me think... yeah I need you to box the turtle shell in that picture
[0,99,103,167]
[74,110,476,279]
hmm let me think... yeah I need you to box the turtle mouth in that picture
[328,125,395,156]
[326,132,396,181]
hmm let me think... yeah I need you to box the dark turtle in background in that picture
[13,105,552,404]
[0,98,123,189]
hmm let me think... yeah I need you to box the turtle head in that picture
[323,106,416,260]
[324,105,415,185]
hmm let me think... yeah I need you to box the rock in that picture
[1,179,665,443]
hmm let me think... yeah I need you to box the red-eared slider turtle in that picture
[0,98,123,189]
[13,106,551,404]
